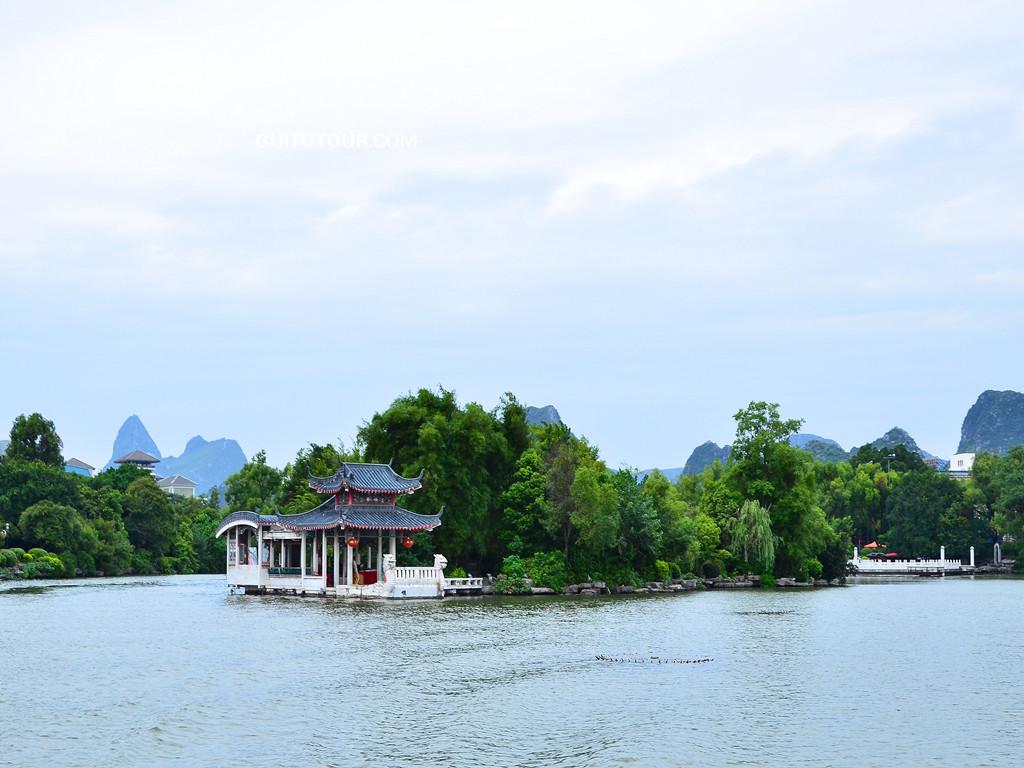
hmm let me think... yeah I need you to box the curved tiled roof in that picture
[308,461,424,495]
[115,449,160,464]
[216,502,442,535]
[215,510,278,537]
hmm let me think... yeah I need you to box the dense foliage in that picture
[4,393,1022,584]
[215,392,1023,586]
[0,413,224,578]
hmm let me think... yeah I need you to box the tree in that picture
[358,388,523,571]
[0,459,78,532]
[123,476,178,556]
[569,461,619,554]
[885,471,964,557]
[498,447,551,556]
[6,413,63,467]
[728,402,828,575]
[278,442,356,516]
[973,448,1024,541]
[850,444,926,474]
[18,500,99,573]
[729,401,804,507]
[612,468,661,568]
[734,499,775,574]
[224,450,282,514]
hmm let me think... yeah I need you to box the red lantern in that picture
[402,536,414,549]
[347,536,359,548]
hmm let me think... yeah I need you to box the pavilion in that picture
[216,461,480,598]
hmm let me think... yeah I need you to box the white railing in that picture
[443,577,484,590]
[393,566,442,582]
[851,557,962,572]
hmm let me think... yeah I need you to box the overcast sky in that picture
[2,1,1022,470]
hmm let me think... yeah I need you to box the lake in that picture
[1,575,1022,767]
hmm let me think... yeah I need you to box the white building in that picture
[157,474,198,498]
[948,452,975,479]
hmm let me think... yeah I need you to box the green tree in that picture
[612,468,661,569]
[569,461,619,554]
[850,443,927,474]
[18,500,99,574]
[278,442,358,516]
[6,413,64,467]
[225,450,282,513]
[0,459,79,532]
[498,447,551,556]
[123,476,179,556]
[885,471,963,557]
[728,402,829,576]
[734,499,775,574]
[729,401,804,507]
[973,448,1024,541]
[358,388,523,571]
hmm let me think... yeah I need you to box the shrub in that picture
[653,559,671,583]
[130,550,154,575]
[806,558,824,580]
[494,554,531,594]
[27,547,49,561]
[1012,559,1024,575]
[23,555,64,579]
[669,562,682,579]
[524,552,568,592]
[761,573,776,589]
[157,557,177,574]
[701,561,721,578]
[0,550,17,568]
[7,547,25,561]
[59,551,78,577]
[448,566,468,579]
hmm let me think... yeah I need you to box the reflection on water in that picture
[1,575,1022,767]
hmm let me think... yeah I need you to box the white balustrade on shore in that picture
[392,566,443,583]
[849,545,971,574]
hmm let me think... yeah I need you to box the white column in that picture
[389,533,396,558]
[939,545,945,570]
[333,529,340,588]
[853,546,859,562]
[377,531,383,576]
[970,546,975,567]
[345,530,353,585]
[301,533,307,576]
[257,526,263,585]
[321,530,327,577]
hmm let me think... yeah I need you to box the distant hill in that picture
[866,427,947,469]
[637,467,684,483]
[103,415,161,470]
[682,441,731,476]
[790,433,849,463]
[524,405,563,427]
[157,436,247,495]
[100,415,246,493]
[958,389,1024,455]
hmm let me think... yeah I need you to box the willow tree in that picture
[734,499,775,574]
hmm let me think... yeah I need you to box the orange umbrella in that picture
[863,541,880,549]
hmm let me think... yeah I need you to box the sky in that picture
[1,1,1023,470]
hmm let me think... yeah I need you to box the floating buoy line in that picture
[596,655,713,664]
[735,610,793,616]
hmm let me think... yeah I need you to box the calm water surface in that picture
[1,575,1022,767]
